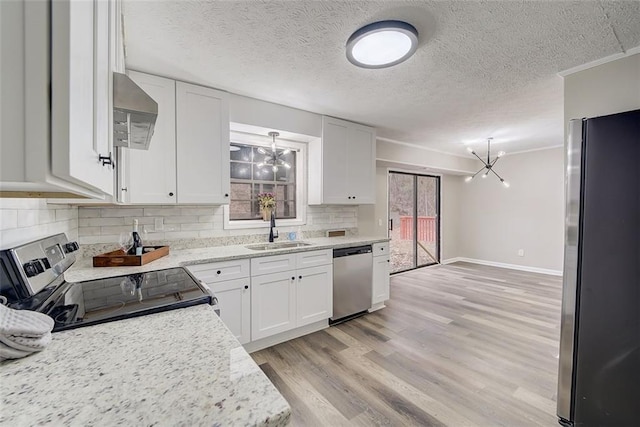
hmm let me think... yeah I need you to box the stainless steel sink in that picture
[245,241,313,251]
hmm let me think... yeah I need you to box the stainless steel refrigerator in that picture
[557,109,639,426]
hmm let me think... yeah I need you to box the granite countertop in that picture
[0,305,291,426]
[66,235,389,282]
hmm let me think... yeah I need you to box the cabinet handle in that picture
[169,192,174,197]
[291,276,295,281]
[348,196,352,200]
[216,270,221,275]
[121,187,128,192]
[244,285,249,290]
[298,275,302,280]
[353,196,356,199]
[224,193,229,197]
[98,152,114,168]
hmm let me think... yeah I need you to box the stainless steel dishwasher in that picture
[330,245,373,324]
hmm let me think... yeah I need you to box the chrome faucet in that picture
[268,211,279,243]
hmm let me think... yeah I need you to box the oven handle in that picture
[198,280,220,316]
[211,296,220,316]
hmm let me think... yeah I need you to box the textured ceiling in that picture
[123,0,640,156]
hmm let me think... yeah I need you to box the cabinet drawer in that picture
[251,254,296,276]
[187,258,250,283]
[373,242,389,257]
[296,249,332,269]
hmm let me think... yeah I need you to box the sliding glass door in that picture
[388,172,440,273]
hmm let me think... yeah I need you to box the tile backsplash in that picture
[77,204,357,255]
[0,199,79,248]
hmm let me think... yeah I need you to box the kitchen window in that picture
[224,134,306,229]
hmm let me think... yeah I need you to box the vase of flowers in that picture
[257,192,276,221]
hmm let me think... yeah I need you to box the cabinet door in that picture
[51,0,113,195]
[211,278,251,345]
[251,271,296,340]
[372,256,390,304]
[320,117,350,204]
[347,124,376,204]
[296,264,333,327]
[176,82,230,204]
[126,72,177,204]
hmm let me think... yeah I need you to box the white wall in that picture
[564,53,640,128]
[0,199,78,248]
[357,166,388,237]
[229,94,322,137]
[376,140,478,173]
[456,147,564,272]
[441,174,462,261]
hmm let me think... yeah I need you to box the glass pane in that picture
[253,164,274,181]
[230,144,253,162]
[229,201,254,220]
[417,176,439,266]
[389,173,415,273]
[230,182,252,200]
[230,163,252,180]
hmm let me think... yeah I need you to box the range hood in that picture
[113,72,158,150]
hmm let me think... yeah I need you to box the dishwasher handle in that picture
[333,245,372,258]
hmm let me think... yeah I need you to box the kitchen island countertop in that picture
[0,304,291,426]
[66,235,389,282]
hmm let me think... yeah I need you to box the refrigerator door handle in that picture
[557,118,584,423]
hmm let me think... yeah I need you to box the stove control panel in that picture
[1,233,77,301]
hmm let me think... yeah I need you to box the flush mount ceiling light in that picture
[257,132,291,173]
[346,20,418,69]
[465,138,510,188]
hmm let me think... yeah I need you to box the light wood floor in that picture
[252,262,563,426]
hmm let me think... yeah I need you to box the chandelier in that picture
[465,137,510,187]
[257,132,291,172]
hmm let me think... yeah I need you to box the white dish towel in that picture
[0,301,54,361]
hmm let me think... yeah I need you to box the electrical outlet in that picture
[154,217,164,231]
[518,249,525,257]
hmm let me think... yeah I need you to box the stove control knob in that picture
[23,262,38,277]
[39,258,51,269]
[23,260,44,277]
[64,242,79,253]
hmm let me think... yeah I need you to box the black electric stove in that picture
[1,234,217,332]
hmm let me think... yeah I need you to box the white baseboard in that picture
[243,320,328,353]
[369,302,386,312]
[443,257,562,276]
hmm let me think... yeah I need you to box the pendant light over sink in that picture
[257,132,291,173]
[346,20,419,69]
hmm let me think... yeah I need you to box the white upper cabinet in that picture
[50,0,114,195]
[126,72,177,204]
[122,76,230,205]
[0,0,121,198]
[176,82,230,204]
[308,116,376,205]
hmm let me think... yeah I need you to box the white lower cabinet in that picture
[372,256,390,304]
[372,242,390,305]
[188,259,251,344]
[210,278,251,345]
[251,250,333,341]
[190,249,334,345]
[296,264,333,326]
[251,271,297,340]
